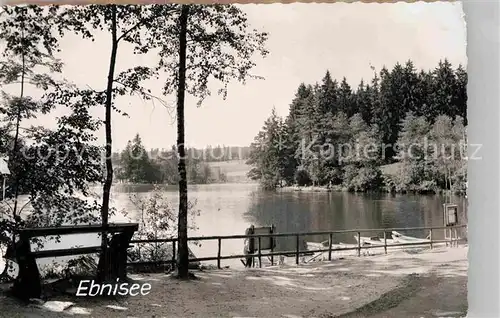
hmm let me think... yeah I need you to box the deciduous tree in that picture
[55,4,170,281]
[0,6,103,264]
[150,4,268,278]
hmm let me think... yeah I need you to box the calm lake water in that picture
[115,183,467,267]
[30,183,467,269]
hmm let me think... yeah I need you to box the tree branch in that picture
[113,79,176,122]
[18,198,32,215]
[117,7,177,43]
[116,20,144,43]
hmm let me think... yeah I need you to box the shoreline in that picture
[109,180,258,187]
[279,185,336,192]
[278,185,466,196]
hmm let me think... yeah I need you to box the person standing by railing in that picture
[243,225,255,268]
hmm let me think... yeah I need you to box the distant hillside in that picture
[112,146,251,163]
[188,146,251,162]
[207,159,252,183]
[112,143,253,184]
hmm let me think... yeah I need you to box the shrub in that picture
[124,185,200,268]
[294,168,312,186]
[342,165,383,192]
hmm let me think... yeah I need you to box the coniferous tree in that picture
[454,65,468,125]
[355,80,372,124]
[317,71,339,116]
[416,70,434,118]
[430,59,457,120]
[279,84,310,184]
[246,107,284,189]
[402,60,420,113]
[120,134,160,184]
[338,77,355,117]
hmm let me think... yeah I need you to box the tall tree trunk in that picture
[176,5,190,279]
[11,8,26,244]
[98,4,118,282]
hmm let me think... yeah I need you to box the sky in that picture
[20,2,466,151]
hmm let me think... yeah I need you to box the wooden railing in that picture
[128,224,467,270]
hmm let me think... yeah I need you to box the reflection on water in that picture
[244,190,467,255]
[30,183,467,268]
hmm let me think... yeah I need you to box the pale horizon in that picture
[17,2,466,151]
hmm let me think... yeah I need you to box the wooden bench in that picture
[12,223,138,300]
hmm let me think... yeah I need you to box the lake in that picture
[12,182,467,270]
[110,183,468,267]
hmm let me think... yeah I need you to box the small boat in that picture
[306,242,325,250]
[354,235,395,246]
[306,241,356,251]
[393,231,463,244]
[391,231,430,243]
[304,241,359,263]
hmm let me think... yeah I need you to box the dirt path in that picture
[366,274,467,318]
[336,274,467,318]
[0,246,468,318]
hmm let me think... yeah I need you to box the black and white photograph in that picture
[0,2,469,317]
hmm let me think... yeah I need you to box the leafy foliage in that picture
[0,6,103,250]
[147,5,268,105]
[124,185,200,265]
[51,6,174,279]
[0,4,268,280]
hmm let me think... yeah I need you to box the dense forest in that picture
[246,60,467,194]
[112,134,251,184]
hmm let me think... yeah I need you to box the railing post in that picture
[429,228,432,250]
[429,229,433,249]
[328,233,333,261]
[217,238,222,269]
[270,236,274,266]
[295,234,300,265]
[383,231,387,254]
[357,232,361,257]
[258,236,262,268]
[172,240,176,271]
[450,229,455,247]
[454,228,458,247]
